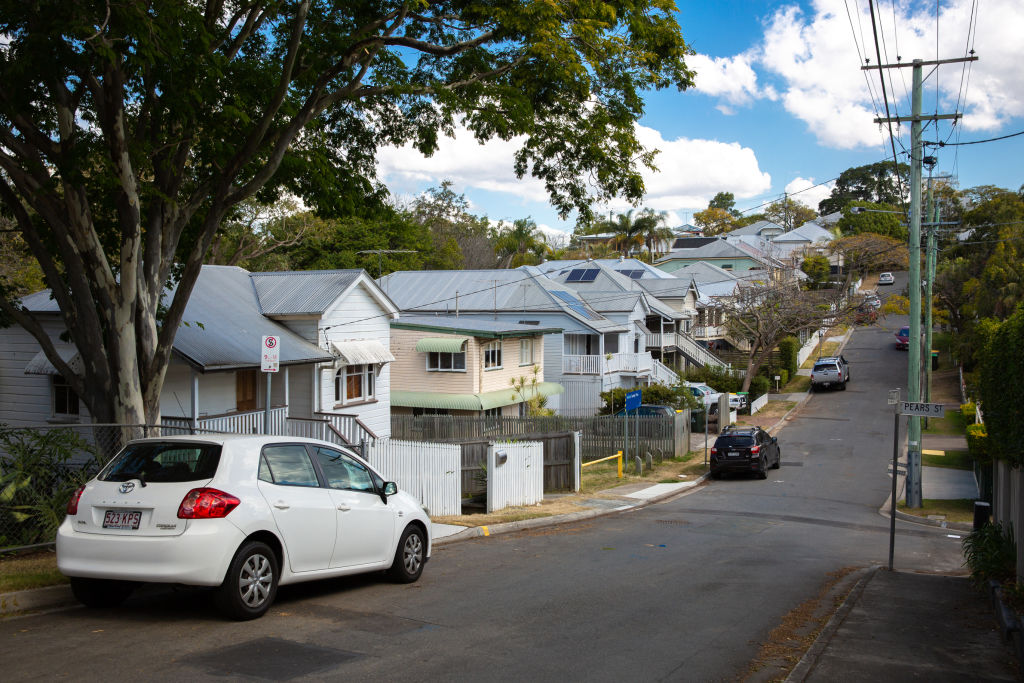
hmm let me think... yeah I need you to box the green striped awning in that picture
[414,337,469,353]
[391,381,564,411]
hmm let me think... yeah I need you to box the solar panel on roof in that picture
[616,269,644,280]
[550,290,602,320]
[566,268,599,282]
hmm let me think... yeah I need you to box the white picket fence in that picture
[363,438,462,517]
[749,394,769,415]
[487,441,545,513]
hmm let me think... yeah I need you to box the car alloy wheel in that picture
[216,540,278,620]
[389,525,426,583]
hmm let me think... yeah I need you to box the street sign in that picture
[261,335,280,372]
[899,401,944,417]
[625,390,641,412]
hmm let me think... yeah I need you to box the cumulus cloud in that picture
[785,176,833,212]
[759,0,1024,143]
[690,52,777,113]
[377,122,772,220]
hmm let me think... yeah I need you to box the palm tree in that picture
[494,218,549,268]
[602,208,670,258]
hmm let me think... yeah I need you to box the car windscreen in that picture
[99,442,222,483]
[813,363,837,372]
[715,436,755,448]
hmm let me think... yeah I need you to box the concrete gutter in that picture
[0,584,75,618]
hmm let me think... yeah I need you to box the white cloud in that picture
[784,176,833,212]
[690,53,778,111]
[377,122,772,220]
[757,0,1024,145]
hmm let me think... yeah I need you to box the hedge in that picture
[960,402,976,425]
[966,423,989,464]
[777,336,800,378]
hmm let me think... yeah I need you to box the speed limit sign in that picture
[261,335,280,372]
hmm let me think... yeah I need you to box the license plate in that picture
[103,510,142,530]
[727,451,739,457]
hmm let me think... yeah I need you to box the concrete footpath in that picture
[788,567,1019,681]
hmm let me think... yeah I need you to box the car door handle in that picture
[273,501,290,510]
[336,505,351,512]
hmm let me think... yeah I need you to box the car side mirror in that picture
[772,437,778,444]
[379,481,398,505]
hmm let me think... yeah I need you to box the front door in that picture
[236,369,258,412]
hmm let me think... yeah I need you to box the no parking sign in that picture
[261,335,280,372]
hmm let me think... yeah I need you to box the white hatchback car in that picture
[878,272,895,285]
[57,434,431,620]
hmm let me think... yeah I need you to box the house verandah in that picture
[1,265,400,448]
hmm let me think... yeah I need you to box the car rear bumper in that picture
[56,517,244,586]
[710,457,761,473]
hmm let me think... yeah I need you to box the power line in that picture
[927,130,1024,147]
[866,0,909,212]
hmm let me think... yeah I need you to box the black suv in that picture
[709,426,781,479]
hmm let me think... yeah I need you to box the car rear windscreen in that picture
[715,436,755,448]
[99,442,222,483]
[813,363,837,372]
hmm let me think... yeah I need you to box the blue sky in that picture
[376,1,1024,242]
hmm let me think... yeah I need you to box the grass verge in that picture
[922,449,972,470]
[0,550,65,593]
[897,498,975,523]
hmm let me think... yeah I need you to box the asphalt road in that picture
[1,281,964,681]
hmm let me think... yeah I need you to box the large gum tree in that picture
[0,1,694,425]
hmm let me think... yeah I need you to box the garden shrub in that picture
[966,423,988,464]
[749,375,770,399]
[962,522,1016,588]
[960,402,976,425]
[777,336,800,378]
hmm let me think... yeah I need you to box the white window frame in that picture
[519,338,534,366]
[335,364,376,405]
[427,351,467,372]
[483,341,503,370]
[51,375,80,420]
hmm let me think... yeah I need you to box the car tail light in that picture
[177,488,240,519]
[750,445,760,454]
[67,485,85,515]
[710,446,718,455]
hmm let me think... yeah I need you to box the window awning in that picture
[415,337,469,353]
[391,382,564,411]
[331,339,395,366]
[25,346,83,376]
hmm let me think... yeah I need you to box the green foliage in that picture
[962,522,1016,588]
[800,255,831,287]
[777,337,800,378]
[961,403,977,424]
[977,305,1024,465]
[763,197,816,231]
[818,162,910,214]
[837,202,908,241]
[598,383,697,415]
[0,427,103,547]
[748,375,770,399]
[965,423,989,464]
[708,192,740,217]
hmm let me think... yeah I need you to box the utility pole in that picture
[866,54,975,508]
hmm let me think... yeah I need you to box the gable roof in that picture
[20,265,337,372]
[775,222,834,243]
[249,269,399,318]
[377,268,625,332]
[656,237,767,265]
[726,220,785,237]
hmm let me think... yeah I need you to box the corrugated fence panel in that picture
[487,441,544,512]
[364,438,462,517]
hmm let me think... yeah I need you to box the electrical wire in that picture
[866,0,908,212]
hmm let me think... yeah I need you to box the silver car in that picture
[810,356,849,391]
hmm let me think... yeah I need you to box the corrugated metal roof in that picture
[174,266,333,371]
[391,382,563,411]
[250,270,362,315]
[394,314,561,336]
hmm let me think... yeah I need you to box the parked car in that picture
[728,393,747,410]
[863,292,882,309]
[878,272,895,285]
[709,425,781,479]
[682,381,723,410]
[615,404,678,417]
[895,325,910,350]
[57,435,431,620]
[810,355,849,391]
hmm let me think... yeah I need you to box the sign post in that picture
[262,336,280,434]
[625,390,641,465]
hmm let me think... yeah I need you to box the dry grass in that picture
[783,375,811,393]
[432,497,599,527]
[743,567,860,682]
[735,401,796,430]
[897,498,975,523]
[0,550,65,593]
